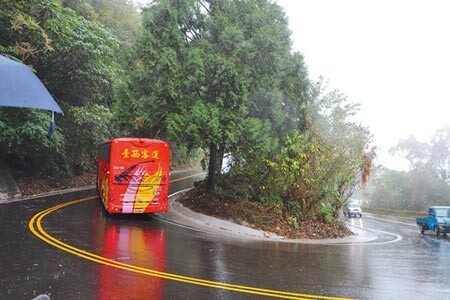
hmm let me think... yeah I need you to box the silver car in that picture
[344,203,362,218]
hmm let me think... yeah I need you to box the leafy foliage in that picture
[226,127,368,225]
[0,108,68,179]
[113,0,202,138]
[225,85,372,224]
[0,0,374,227]
[262,132,350,223]
[0,0,120,106]
[60,104,114,174]
[62,0,142,46]
[0,0,121,178]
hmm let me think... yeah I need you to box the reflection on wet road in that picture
[97,212,166,299]
[344,215,450,299]
[1,172,450,299]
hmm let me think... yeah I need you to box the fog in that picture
[277,0,450,171]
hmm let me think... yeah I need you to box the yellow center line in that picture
[28,181,353,299]
[169,172,206,183]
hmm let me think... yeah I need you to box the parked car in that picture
[343,203,362,218]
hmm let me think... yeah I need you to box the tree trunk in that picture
[206,143,217,191]
[217,142,226,175]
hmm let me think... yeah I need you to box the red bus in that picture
[96,138,170,214]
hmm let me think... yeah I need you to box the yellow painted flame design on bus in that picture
[101,176,109,207]
[122,164,163,213]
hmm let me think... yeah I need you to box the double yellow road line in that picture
[28,195,352,300]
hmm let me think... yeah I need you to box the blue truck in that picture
[416,206,450,237]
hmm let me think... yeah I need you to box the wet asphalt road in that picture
[1,171,450,300]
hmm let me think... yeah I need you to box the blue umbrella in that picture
[0,55,63,114]
[0,55,63,137]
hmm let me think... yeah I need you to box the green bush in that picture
[60,104,114,174]
[0,108,69,180]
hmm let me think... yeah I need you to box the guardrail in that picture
[362,207,427,218]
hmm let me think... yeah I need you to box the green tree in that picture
[262,87,371,222]
[0,0,120,178]
[0,108,68,179]
[370,169,410,210]
[0,0,120,106]
[197,0,311,190]
[369,167,450,211]
[60,104,114,174]
[224,80,372,224]
[370,127,450,210]
[62,0,142,46]
[114,0,205,138]
[311,85,372,196]
[428,126,450,182]
[390,135,430,171]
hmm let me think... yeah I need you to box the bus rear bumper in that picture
[105,202,169,214]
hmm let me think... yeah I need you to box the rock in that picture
[0,161,21,202]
